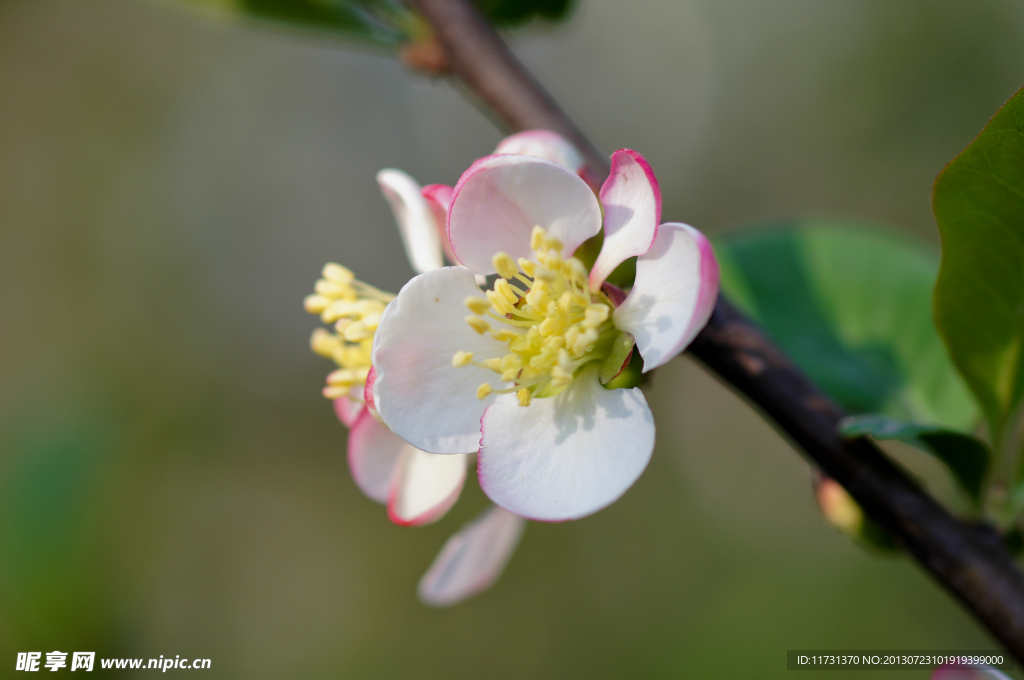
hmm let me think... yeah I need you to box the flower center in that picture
[455,226,617,406]
[305,263,394,399]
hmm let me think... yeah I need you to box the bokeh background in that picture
[2,0,1024,677]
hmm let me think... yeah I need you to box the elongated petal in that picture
[377,169,445,275]
[613,223,719,372]
[388,449,469,526]
[372,266,507,454]
[418,505,526,606]
[347,409,406,503]
[478,366,654,521]
[932,663,1011,680]
[495,130,585,172]
[448,155,602,274]
[590,149,662,290]
[422,184,458,264]
[333,386,366,427]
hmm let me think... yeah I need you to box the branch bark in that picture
[406,0,1024,660]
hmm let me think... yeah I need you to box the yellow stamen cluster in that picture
[304,263,395,399]
[457,226,615,406]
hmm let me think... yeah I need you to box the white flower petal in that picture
[478,366,655,521]
[372,266,508,454]
[346,409,406,503]
[590,149,661,290]
[931,664,1011,680]
[418,505,526,607]
[377,169,445,275]
[448,154,602,274]
[495,130,585,172]
[613,223,719,372]
[388,449,469,526]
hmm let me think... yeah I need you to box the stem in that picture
[406,0,1024,660]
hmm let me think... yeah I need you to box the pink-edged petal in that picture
[478,366,654,521]
[372,266,508,454]
[422,184,458,264]
[387,449,470,526]
[333,386,366,427]
[448,155,602,274]
[364,365,377,413]
[495,130,585,173]
[590,149,662,290]
[377,169,445,275]
[418,505,526,607]
[346,408,406,503]
[613,223,719,372]
[932,663,1011,680]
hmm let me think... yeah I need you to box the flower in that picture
[305,132,596,603]
[372,148,720,521]
[931,662,1011,680]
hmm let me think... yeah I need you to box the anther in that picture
[534,266,556,283]
[322,263,355,284]
[492,252,518,280]
[480,358,503,371]
[476,383,493,399]
[530,226,546,251]
[517,388,532,407]
[327,368,357,386]
[304,295,331,314]
[452,351,474,367]
[494,279,519,305]
[583,305,609,327]
[323,386,350,399]
[343,322,373,342]
[465,296,491,315]
[466,316,491,334]
[310,328,341,357]
[491,329,519,342]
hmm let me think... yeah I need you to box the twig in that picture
[406,0,1024,659]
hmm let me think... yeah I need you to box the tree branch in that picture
[406,0,1024,660]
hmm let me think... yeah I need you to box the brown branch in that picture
[407,0,1024,660]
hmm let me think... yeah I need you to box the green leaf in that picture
[715,220,977,431]
[471,0,574,25]
[174,0,412,45]
[162,0,575,48]
[932,86,1024,445]
[839,414,990,503]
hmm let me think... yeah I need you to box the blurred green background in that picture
[2,0,1024,677]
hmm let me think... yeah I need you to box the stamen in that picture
[305,265,395,400]
[465,296,491,315]
[466,316,490,334]
[477,383,493,399]
[455,226,618,406]
[493,252,518,280]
